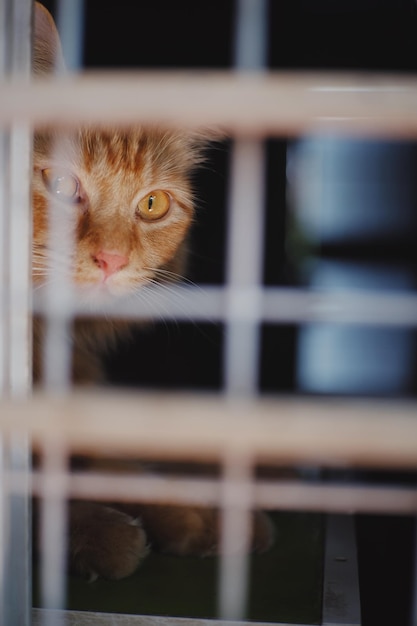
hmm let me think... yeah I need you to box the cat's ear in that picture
[33,2,65,75]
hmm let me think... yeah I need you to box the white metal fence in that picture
[1,1,417,625]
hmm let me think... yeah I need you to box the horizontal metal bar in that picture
[2,391,417,469]
[2,72,417,136]
[6,471,417,515]
[32,608,302,626]
[33,285,417,328]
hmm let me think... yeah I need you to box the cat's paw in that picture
[138,505,274,557]
[69,502,148,580]
[142,506,220,556]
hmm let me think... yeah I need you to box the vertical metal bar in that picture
[0,439,8,624]
[42,197,74,393]
[39,3,84,619]
[0,137,9,392]
[223,140,265,394]
[0,0,12,393]
[0,2,11,620]
[219,0,268,621]
[0,0,11,75]
[224,0,268,395]
[234,0,268,70]
[218,453,253,620]
[411,518,417,626]
[56,0,84,72]
[4,435,32,626]
[9,121,33,394]
[39,441,69,626]
[0,2,33,625]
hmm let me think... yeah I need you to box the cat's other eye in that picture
[42,168,80,203]
[137,190,170,221]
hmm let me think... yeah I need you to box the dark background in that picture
[39,2,417,624]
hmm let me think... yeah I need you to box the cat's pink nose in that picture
[94,250,128,277]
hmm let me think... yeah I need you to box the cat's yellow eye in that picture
[137,190,170,221]
[42,168,80,202]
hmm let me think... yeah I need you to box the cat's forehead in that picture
[81,127,153,173]
[37,126,197,180]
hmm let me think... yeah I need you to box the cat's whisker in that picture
[126,281,182,332]
[33,244,74,264]
[143,269,195,304]
[134,279,202,328]
[32,252,73,273]
[145,269,214,315]
[136,281,177,323]
[145,271,216,323]
[145,267,186,282]
[144,266,202,289]
[31,267,49,273]
[32,271,68,286]
[136,281,220,348]
[32,260,70,274]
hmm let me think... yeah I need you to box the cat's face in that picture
[32,126,203,297]
[32,2,208,298]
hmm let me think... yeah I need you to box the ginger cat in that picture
[32,2,273,581]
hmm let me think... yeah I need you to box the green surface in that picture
[34,513,323,624]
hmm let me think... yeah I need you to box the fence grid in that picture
[0,1,416,625]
